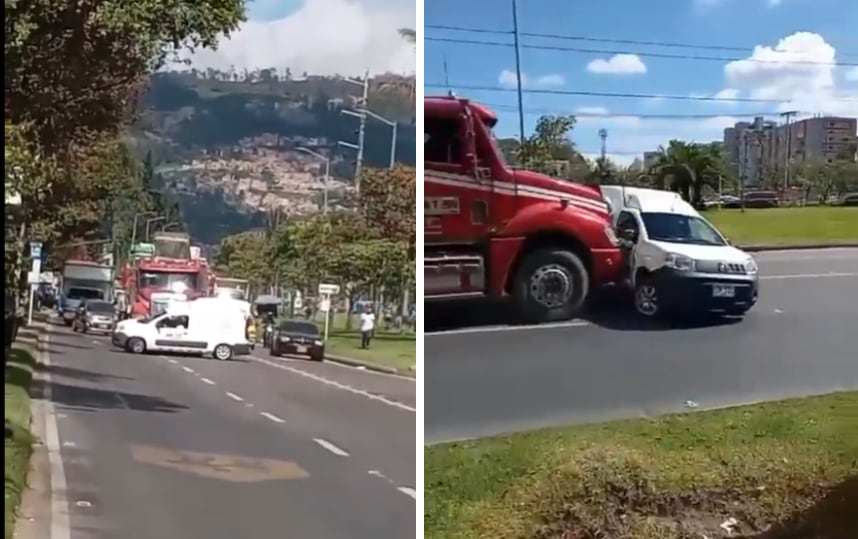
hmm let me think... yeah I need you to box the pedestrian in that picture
[359,305,375,349]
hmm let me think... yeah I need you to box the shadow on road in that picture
[31,378,188,414]
[426,286,741,333]
[35,363,134,382]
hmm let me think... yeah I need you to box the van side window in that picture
[156,315,188,329]
[425,117,462,165]
[616,211,639,233]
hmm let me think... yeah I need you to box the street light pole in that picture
[341,71,370,192]
[353,109,398,168]
[297,147,331,213]
[145,216,166,242]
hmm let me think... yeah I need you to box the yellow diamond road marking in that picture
[130,445,309,482]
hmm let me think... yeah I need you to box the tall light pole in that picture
[780,110,798,189]
[341,70,370,192]
[297,147,331,213]
[511,0,526,148]
[351,108,398,168]
[145,216,166,241]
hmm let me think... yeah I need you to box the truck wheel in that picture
[126,337,146,354]
[513,248,590,323]
[213,343,233,361]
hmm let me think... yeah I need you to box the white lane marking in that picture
[42,332,72,539]
[181,366,194,373]
[774,308,783,314]
[761,272,858,280]
[168,358,178,364]
[397,487,417,499]
[322,359,415,382]
[200,377,215,385]
[251,357,415,413]
[313,438,350,457]
[226,392,244,402]
[425,320,589,337]
[90,340,100,345]
[260,412,285,423]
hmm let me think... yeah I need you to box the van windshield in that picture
[641,212,726,246]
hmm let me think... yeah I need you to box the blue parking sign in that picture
[29,241,43,259]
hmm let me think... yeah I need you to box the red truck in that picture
[424,95,625,323]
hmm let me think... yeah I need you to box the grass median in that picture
[5,347,36,539]
[425,391,858,539]
[324,330,415,374]
[706,206,858,247]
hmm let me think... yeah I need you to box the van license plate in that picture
[295,345,306,353]
[712,285,735,298]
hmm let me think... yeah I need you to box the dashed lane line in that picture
[181,366,194,374]
[397,487,417,499]
[260,411,285,423]
[313,438,350,457]
[200,377,216,385]
[226,392,244,402]
[251,356,415,413]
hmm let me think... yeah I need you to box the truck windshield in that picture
[140,271,199,291]
[641,213,726,246]
[480,120,507,167]
[67,288,104,300]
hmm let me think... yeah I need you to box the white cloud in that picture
[713,88,740,101]
[175,0,414,76]
[498,69,525,89]
[723,31,857,116]
[499,69,565,89]
[587,54,647,75]
[535,74,566,88]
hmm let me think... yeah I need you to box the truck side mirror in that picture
[619,228,638,242]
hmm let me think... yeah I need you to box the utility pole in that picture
[511,0,526,148]
[340,70,370,194]
[599,128,608,183]
[780,110,798,189]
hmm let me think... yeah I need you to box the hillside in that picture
[129,69,415,244]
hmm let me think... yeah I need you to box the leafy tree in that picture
[358,166,416,246]
[649,140,725,206]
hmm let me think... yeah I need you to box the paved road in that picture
[425,248,858,444]
[36,319,415,538]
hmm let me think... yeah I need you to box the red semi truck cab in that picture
[424,95,625,323]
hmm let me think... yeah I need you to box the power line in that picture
[425,36,858,67]
[482,104,817,119]
[425,24,858,59]
[425,84,858,103]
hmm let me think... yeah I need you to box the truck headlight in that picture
[665,253,695,272]
[745,257,759,274]
[314,340,323,346]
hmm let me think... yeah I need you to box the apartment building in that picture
[723,116,857,186]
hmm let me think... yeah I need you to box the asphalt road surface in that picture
[36,318,415,539]
[425,248,858,444]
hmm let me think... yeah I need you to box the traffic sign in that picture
[29,241,43,259]
[319,298,331,313]
[317,283,340,295]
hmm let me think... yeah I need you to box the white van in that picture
[601,186,759,319]
[111,296,252,360]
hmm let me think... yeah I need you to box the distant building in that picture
[723,115,857,187]
[642,151,660,171]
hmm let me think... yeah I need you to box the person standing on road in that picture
[359,305,375,349]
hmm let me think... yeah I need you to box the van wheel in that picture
[512,248,590,324]
[213,343,233,361]
[633,277,661,318]
[126,337,146,354]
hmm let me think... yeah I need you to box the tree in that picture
[650,140,725,206]
[358,166,416,247]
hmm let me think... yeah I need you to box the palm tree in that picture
[649,140,724,207]
[377,29,416,101]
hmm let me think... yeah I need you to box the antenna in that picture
[442,53,451,93]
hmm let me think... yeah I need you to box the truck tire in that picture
[512,248,590,323]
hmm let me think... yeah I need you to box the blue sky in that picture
[424,0,858,163]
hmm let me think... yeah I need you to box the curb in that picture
[324,353,415,377]
[741,243,858,252]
